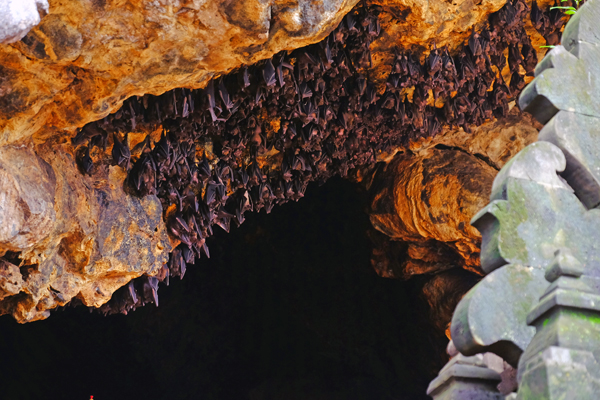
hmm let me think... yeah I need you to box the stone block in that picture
[427,353,503,400]
[451,264,548,366]
[539,111,600,209]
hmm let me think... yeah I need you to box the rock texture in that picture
[0,139,170,322]
[0,0,520,147]
[368,109,538,280]
[2,0,362,146]
[366,109,539,337]
[0,0,554,322]
[370,147,496,276]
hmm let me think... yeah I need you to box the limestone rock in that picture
[0,0,521,147]
[366,110,539,280]
[0,144,56,251]
[1,0,361,146]
[414,109,541,170]
[0,260,24,300]
[369,147,496,278]
[0,140,170,323]
[0,0,550,323]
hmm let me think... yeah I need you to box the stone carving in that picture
[429,0,600,396]
[517,250,600,398]
[427,341,506,400]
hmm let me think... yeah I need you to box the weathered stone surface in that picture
[0,0,550,322]
[0,260,24,300]
[450,140,600,367]
[446,6,600,397]
[0,144,56,252]
[0,140,170,322]
[427,349,504,400]
[0,0,48,44]
[471,142,575,274]
[516,251,600,398]
[410,109,541,170]
[369,0,508,82]
[0,0,360,145]
[451,263,547,366]
[0,0,518,147]
[369,147,496,277]
[367,110,539,279]
[539,111,600,208]
[526,15,600,208]
[520,0,600,124]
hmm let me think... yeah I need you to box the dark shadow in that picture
[0,178,448,400]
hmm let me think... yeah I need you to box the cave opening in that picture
[0,178,447,400]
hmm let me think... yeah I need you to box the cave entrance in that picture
[0,178,447,400]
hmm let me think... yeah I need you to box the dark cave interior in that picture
[0,178,451,400]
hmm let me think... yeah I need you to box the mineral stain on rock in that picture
[37,14,83,61]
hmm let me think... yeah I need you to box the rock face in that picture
[0,0,518,147]
[0,140,170,323]
[370,147,496,277]
[366,110,539,336]
[2,0,362,145]
[368,110,539,280]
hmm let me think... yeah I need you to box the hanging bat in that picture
[112,132,131,170]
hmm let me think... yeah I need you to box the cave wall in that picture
[0,0,516,146]
[366,109,540,336]
[368,109,540,280]
[0,0,562,323]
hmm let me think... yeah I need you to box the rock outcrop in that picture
[368,109,539,280]
[1,0,533,146]
[367,109,539,335]
[0,139,170,322]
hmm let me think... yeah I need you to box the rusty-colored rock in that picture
[0,0,553,322]
[1,0,361,145]
[370,147,496,278]
[0,144,56,251]
[0,260,24,301]
[367,110,539,280]
[414,108,541,169]
[0,0,537,147]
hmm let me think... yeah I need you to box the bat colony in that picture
[67,0,566,314]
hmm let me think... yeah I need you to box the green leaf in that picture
[565,9,577,14]
[539,45,556,48]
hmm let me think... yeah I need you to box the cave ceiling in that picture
[0,0,566,323]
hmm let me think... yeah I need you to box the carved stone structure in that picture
[428,0,600,397]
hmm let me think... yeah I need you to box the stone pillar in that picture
[516,250,600,399]
[427,341,504,400]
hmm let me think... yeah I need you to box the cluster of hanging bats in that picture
[67,0,566,314]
